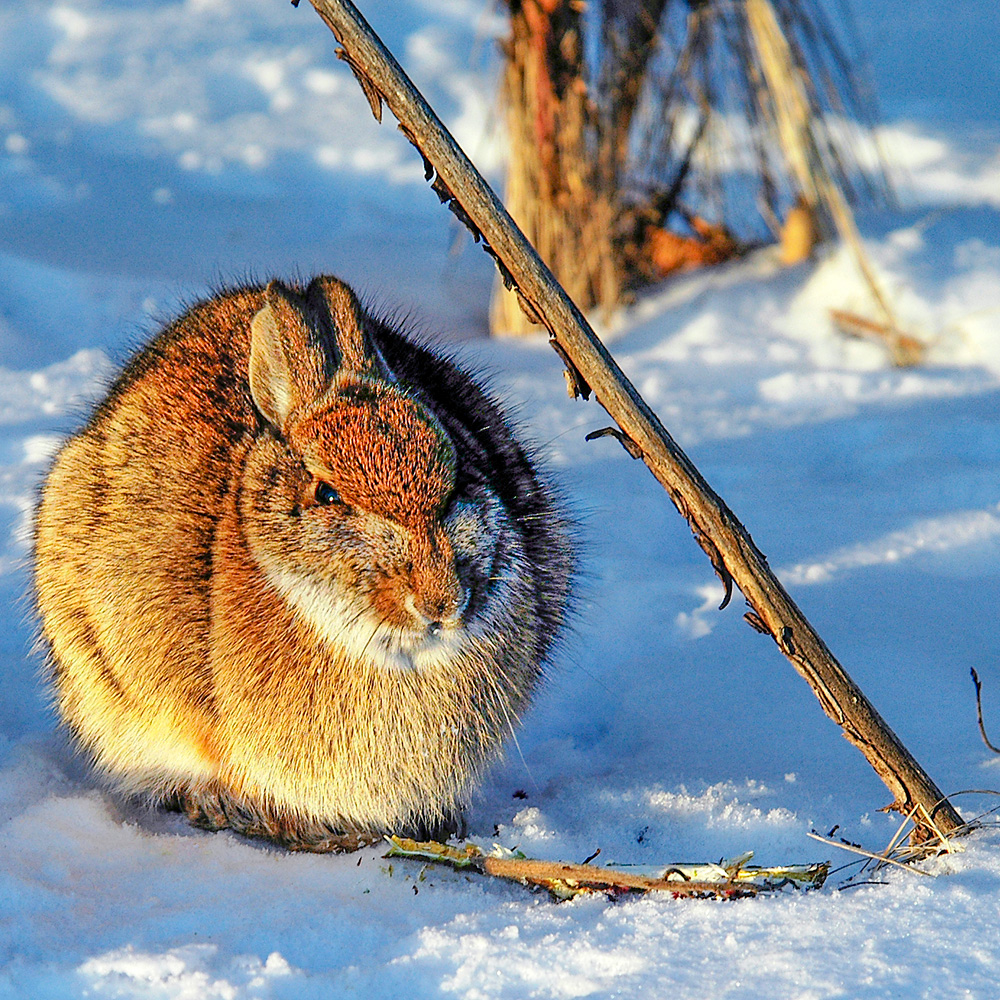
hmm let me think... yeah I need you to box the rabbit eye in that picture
[314,481,342,507]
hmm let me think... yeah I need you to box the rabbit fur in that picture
[33,275,572,850]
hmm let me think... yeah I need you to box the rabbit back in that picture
[35,289,264,793]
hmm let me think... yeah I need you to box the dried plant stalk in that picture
[491,1,623,335]
[744,0,919,365]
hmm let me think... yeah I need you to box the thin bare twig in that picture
[806,832,934,877]
[970,668,1000,754]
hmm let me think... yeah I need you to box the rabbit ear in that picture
[306,275,391,383]
[249,281,329,430]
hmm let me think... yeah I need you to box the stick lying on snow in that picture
[385,837,830,901]
[299,0,963,842]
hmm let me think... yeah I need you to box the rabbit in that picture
[33,275,572,851]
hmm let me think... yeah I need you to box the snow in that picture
[2,1,1000,998]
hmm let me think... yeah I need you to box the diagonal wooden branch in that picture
[303,0,962,840]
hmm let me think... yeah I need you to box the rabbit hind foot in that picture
[166,785,381,853]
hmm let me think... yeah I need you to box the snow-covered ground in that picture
[3,2,1000,997]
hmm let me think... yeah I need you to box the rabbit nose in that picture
[407,526,466,628]
[411,582,467,629]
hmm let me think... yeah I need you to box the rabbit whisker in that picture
[331,602,377,642]
[481,657,533,787]
[358,621,383,663]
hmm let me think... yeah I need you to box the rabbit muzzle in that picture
[404,523,468,630]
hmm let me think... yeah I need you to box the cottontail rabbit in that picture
[34,276,572,850]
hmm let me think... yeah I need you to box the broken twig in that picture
[585,426,642,459]
[830,309,925,367]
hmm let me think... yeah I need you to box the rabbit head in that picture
[241,277,514,674]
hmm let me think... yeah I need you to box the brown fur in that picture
[34,276,572,849]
